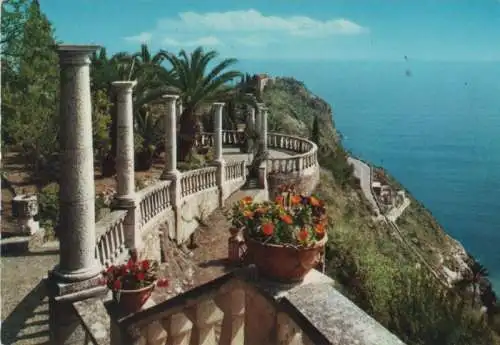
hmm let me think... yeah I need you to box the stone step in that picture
[0,229,46,254]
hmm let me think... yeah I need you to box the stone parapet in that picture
[82,268,406,345]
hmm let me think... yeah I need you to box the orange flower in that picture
[280,214,293,225]
[256,207,268,214]
[242,196,253,204]
[297,229,309,242]
[275,195,284,205]
[309,196,320,207]
[315,223,325,238]
[291,195,302,205]
[262,222,274,236]
[243,210,254,219]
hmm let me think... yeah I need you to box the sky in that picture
[42,0,500,61]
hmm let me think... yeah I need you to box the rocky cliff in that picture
[261,77,499,345]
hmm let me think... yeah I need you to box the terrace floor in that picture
[0,146,295,343]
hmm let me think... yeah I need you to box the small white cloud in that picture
[163,36,222,47]
[124,32,152,43]
[157,9,368,37]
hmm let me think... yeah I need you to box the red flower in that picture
[275,195,284,205]
[126,259,134,269]
[262,222,274,236]
[291,195,302,205]
[242,196,253,204]
[141,260,150,271]
[157,278,169,287]
[113,279,122,290]
[136,272,145,281]
[280,214,293,225]
[298,229,309,242]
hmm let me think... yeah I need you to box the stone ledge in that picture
[243,267,406,345]
[74,297,112,345]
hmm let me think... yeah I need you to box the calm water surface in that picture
[239,59,500,289]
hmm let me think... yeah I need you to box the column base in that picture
[112,195,137,209]
[160,169,181,181]
[48,268,108,345]
[210,160,226,207]
[50,263,102,283]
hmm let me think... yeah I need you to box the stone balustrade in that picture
[80,268,406,345]
[180,166,218,198]
[136,180,172,230]
[95,210,128,267]
[224,160,246,181]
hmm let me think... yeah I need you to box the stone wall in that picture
[267,166,320,200]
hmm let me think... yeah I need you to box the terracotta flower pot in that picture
[244,233,327,283]
[113,282,155,313]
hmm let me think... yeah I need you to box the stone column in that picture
[161,95,180,178]
[212,103,226,206]
[49,44,106,345]
[261,105,269,154]
[111,81,140,250]
[160,95,183,244]
[213,103,224,162]
[112,81,137,203]
[53,45,101,282]
[257,103,268,154]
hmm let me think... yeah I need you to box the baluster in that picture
[97,240,105,265]
[118,221,126,252]
[102,235,111,265]
[189,299,224,345]
[276,312,303,345]
[111,224,119,258]
[146,320,168,345]
[164,312,193,345]
[105,228,114,261]
[216,287,245,345]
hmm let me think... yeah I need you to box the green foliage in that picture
[162,46,243,161]
[311,115,320,144]
[92,89,112,163]
[37,183,59,237]
[2,0,59,182]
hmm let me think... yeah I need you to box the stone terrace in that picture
[12,44,407,345]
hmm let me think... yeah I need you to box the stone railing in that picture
[95,210,128,267]
[180,166,218,198]
[196,131,319,176]
[98,268,406,345]
[225,160,246,181]
[136,180,172,230]
[266,132,318,174]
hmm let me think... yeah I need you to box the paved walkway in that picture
[221,147,294,164]
[387,197,411,222]
[1,241,59,345]
[347,157,380,216]
[0,148,289,344]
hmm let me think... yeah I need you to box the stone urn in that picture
[244,232,327,283]
[11,194,39,235]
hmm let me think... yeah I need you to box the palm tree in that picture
[91,45,173,174]
[162,47,243,161]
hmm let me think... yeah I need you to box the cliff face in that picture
[261,76,499,345]
[263,76,470,285]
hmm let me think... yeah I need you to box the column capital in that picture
[213,102,225,109]
[257,103,267,111]
[57,44,100,65]
[112,80,137,93]
[163,94,180,103]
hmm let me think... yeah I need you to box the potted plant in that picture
[229,184,328,282]
[100,250,169,313]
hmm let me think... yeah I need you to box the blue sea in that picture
[239,59,500,289]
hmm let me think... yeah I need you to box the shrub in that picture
[37,183,59,239]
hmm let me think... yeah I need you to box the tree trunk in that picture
[178,109,198,162]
